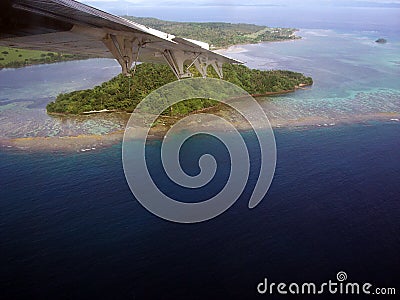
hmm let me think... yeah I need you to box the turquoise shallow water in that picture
[0,59,122,138]
[221,29,400,125]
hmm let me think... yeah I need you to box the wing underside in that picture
[0,0,242,78]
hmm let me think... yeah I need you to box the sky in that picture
[79,0,400,7]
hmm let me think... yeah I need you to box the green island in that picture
[46,63,313,115]
[1,18,298,68]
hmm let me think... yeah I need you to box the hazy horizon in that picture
[73,0,400,34]
[79,0,400,7]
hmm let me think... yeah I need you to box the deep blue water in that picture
[1,123,399,299]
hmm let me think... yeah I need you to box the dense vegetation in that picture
[125,17,299,48]
[46,63,312,115]
[0,46,89,69]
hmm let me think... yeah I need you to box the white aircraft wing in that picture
[0,0,242,78]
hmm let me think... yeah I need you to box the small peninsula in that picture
[47,63,313,115]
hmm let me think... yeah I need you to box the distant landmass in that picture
[123,17,299,49]
[0,46,89,69]
[83,1,400,10]
[46,63,313,115]
[375,38,387,44]
[0,18,298,68]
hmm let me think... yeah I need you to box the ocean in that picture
[1,5,400,299]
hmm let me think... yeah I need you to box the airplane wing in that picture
[0,0,242,78]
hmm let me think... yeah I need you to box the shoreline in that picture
[214,37,301,52]
[214,28,302,52]
[0,57,93,71]
[1,112,399,153]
